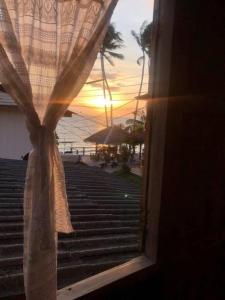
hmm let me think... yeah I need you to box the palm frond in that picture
[132,21,153,58]
[106,51,124,60]
[104,54,114,66]
[140,21,148,35]
[126,120,137,127]
[102,24,124,51]
[103,41,123,50]
[142,23,152,57]
[137,56,144,65]
[126,119,144,125]
[131,30,141,47]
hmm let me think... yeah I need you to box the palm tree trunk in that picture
[105,75,113,127]
[134,51,145,127]
[101,54,113,127]
[100,52,109,127]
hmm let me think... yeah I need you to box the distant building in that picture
[0,86,74,160]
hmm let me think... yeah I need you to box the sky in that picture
[57,0,154,150]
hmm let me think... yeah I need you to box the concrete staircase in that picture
[0,159,141,298]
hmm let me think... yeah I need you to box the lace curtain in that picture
[0,1,118,299]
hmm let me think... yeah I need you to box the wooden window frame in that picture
[57,0,175,298]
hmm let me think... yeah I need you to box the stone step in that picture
[0,234,139,256]
[67,177,139,184]
[0,184,136,191]
[0,208,140,216]
[0,202,97,208]
[67,184,140,192]
[0,244,139,273]
[0,193,141,202]
[0,187,139,196]
[0,213,139,222]
[0,179,24,184]
[75,190,140,197]
[0,203,140,211]
[0,193,85,198]
[0,227,139,243]
[65,177,138,184]
[87,200,139,205]
[84,193,141,198]
[0,193,140,201]
[0,183,139,195]
[0,199,140,206]
[0,220,139,232]
[0,253,138,298]
[0,173,25,176]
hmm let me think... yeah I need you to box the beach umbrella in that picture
[128,131,145,144]
[84,126,129,145]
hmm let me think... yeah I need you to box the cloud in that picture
[86,72,121,91]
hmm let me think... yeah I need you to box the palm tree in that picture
[125,110,146,159]
[100,23,124,127]
[131,21,152,125]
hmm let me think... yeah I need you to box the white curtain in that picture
[0,1,118,299]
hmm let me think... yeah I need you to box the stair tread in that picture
[0,159,141,297]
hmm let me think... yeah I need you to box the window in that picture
[0,0,178,299]
[57,0,177,298]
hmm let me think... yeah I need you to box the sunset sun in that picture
[85,95,123,110]
[90,96,111,108]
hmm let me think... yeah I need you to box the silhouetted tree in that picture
[100,24,124,127]
[131,21,152,125]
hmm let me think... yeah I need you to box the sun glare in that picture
[90,96,111,108]
[86,96,123,110]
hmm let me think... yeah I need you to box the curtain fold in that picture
[0,1,118,299]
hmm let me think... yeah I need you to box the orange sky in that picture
[69,0,154,120]
[57,0,154,148]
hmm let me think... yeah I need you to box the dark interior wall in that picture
[158,96,225,300]
[170,0,225,95]
[160,96,225,254]
[158,0,225,259]
[156,0,225,299]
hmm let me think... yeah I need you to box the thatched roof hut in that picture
[84,126,129,145]
[128,131,145,144]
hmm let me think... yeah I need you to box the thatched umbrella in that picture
[128,131,145,144]
[127,130,145,160]
[84,126,129,145]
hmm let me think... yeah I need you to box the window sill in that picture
[57,255,154,300]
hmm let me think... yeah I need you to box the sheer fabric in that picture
[0,1,118,299]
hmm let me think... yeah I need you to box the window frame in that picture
[57,0,175,298]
